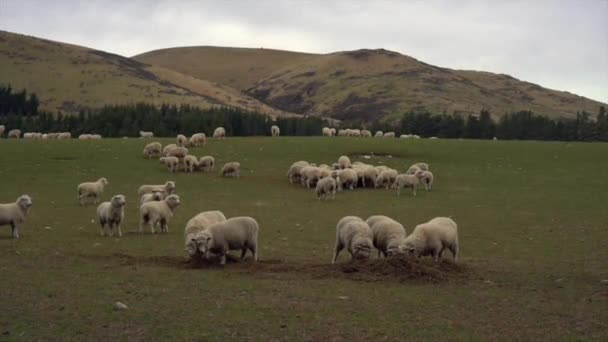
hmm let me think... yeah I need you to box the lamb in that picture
[140,191,164,204]
[383,132,395,138]
[196,216,260,265]
[315,177,337,200]
[374,131,383,137]
[213,127,226,139]
[197,156,215,172]
[183,155,199,173]
[0,125,4,136]
[162,144,177,156]
[415,170,434,191]
[184,210,227,258]
[189,133,207,147]
[220,162,240,178]
[271,125,280,137]
[375,169,398,189]
[393,173,420,196]
[322,127,332,136]
[166,146,189,159]
[159,156,180,172]
[334,168,358,191]
[77,177,109,206]
[332,216,373,263]
[287,161,310,184]
[139,194,181,234]
[139,131,154,138]
[8,129,21,138]
[176,134,188,147]
[96,195,126,237]
[361,129,372,138]
[142,142,162,158]
[300,166,322,188]
[365,215,407,257]
[338,155,351,169]
[0,195,33,238]
[137,181,176,196]
[400,217,459,262]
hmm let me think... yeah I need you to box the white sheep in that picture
[361,129,372,137]
[8,129,21,139]
[197,156,215,172]
[77,178,109,206]
[0,195,33,238]
[78,134,92,140]
[138,181,176,196]
[58,132,71,139]
[383,132,395,138]
[406,165,421,175]
[322,127,332,136]
[365,215,407,257]
[330,128,336,136]
[159,156,180,173]
[0,125,5,137]
[375,169,398,189]
[140,191,164,204]
[183,155,198,173]
[300,166,322,188]
[96,194,126,237]
[374,131,383,137]
[362,166,378,188]
[196,216,260,265]
[162,144,177,156]
[213,127,226,139]
[415,170,434,191]
[315,177,337,200]
[413,162,429,171]
[139,194,181,234]
[176,134,188,147]
[91,134,102,139]
[400,217,459,262]
[338,155,351,169]
[221,162,240,178]
[139,131,154,138]
[166,146,189,159]
[332,216,373,263]
[393,173,420,196]
[334,169,358,191]
[189,133,206,147]
[184,210,227,258]
[337,129,346,136]
[143,142,162,158]
[271,125,280,137]
[287,161,309,184]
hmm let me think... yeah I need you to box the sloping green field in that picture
[0,137,606,340]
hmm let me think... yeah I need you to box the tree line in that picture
[0,85,606,141]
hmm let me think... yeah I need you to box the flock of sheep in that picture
[1,123,460,268]
[322,127,422,139]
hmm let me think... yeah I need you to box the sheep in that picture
[8,129,21,139]
[96,195,126,237]
[139,194,181,234]
[406,165,421,175]
[322,127,332,136]
[159,156,179,172]
[393,173,420,196]
[213,127,226,139]
[374,131,383,137]
[184,210,227,258]
[338,155,351,169]
[78,134,91,140]
[287,161,310,184]
[332,216,373,263]
[334,168,358,191]
[315,177,337,200]
[166,146,189,159]
[361,129,372,138]
[221,162,240,178]
[383,132,395,138]
[349,129,361,137]
[189,133,207,147]
[57,132,71,139]
[77,178,109,206]
[375,169,398,189]
[140,191,164,204]
[138,181,176,196]
[183,155,198,173]
[0,195,33,238]
[162,144,177,156]
[413,134,421,139]
[362,166,378,188]
[337,129,346,136]
[400,217,459,262]
[366,215,407,257]
[300,166,323,188]
[400,134,412,139]
[139,131,154,138]
[413,162,429,171]
[330,128,336,136]
[176,134,188,147]
[415,170,434,191]
[143,142,162,158]
[271,125,280,137]
[196,216,260,265]
[197,156,215,172]
[91,134,102,139]
[0,125,4,136]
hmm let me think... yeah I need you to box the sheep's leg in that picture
[397,187,400,196]
[412,185,417,197]
[117,224,122,237]
[108,223,114,237]
[451,244,459,263]
[331,190,335,200]
[332,244,343,264]
[150,222,155,234]
[99,222,105,236]
[219,254,227,265]
[240,248,247,260]
[377,250,382,258]
[10,222,18,239]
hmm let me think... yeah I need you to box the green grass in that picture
[0,137,607,340]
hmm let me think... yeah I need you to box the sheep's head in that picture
[398,241,418,256]
[165,181,176,193]
[185,238,199,257]
[152,192,162,201]
[196,231,213,256]
[353,240,373,260]
[165,194,180,209]
[98,178,109,185]
[111,195,126,208]
[16,195,33,210]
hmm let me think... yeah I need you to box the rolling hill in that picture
[0,31,293,117]
[135,47,605,121]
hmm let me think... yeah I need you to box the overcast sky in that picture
[2,0,607,103]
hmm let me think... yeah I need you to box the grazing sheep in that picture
[221,162,240,178]
[183,155,198,173]
[400,134,412,139]
[162,144,177,156]
[330,128,336,136]
[197,156,215,172]
[176,134,188,147]
[271,125,280,137]
[140,191,163,204]
[287,161,310,184]
[393,173,420,196]
[139,194,181,234]
[361,129,372,138]
[184,210,227,258]
[337,129,346,137]
[189,133,207,147]
[334,169,358,191]
[8,129,21,139]
[375,169,398,189]
[77,178,109,206]
[300,166,323,188]
[366,215,407,257]
[196,216,260,265]
[0,195,33,238]
[0,125,4,136]
[362,166,378,188]
[493,137,498,141]
[338,155,351,169]
[332,216,373,263]
[374,131,383,137]
[406,165,421,175]
[400,217,459,262]
[416,170,434,191]
[413,162,429,171]
[159,156,180,172]
[139,131,154,138]
[58,132,71,139]
[91,134,102,139]
[413,134,421,139]
[322,127,332,136]
[96,195,126,237]
[383,132,395,138]
[316,177,337,200]
[138,181,176,196]
[166,146,189,159]
[143,142,162,158]
[213,127,226,139]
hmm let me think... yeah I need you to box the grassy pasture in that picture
[0,137,606,340]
